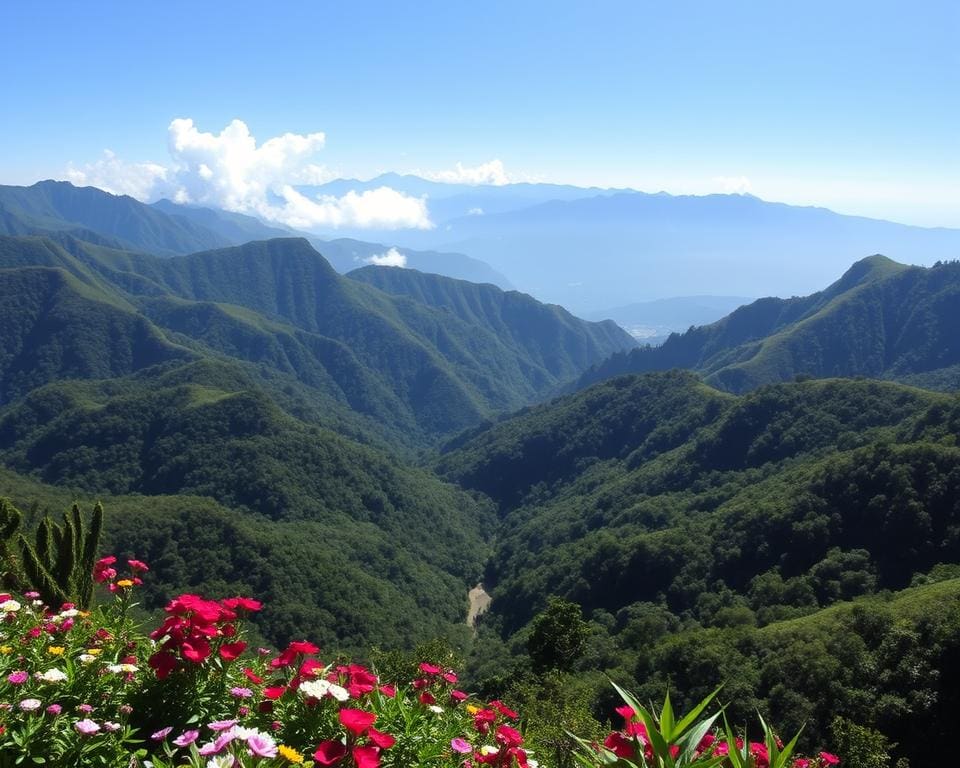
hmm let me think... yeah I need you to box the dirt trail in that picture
[467,583,491,628]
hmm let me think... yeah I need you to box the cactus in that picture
[17,502,103,609]
[0,499,24,591]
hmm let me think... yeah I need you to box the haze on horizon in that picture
[1,0,957,231]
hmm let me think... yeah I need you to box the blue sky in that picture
[2,0,957,226]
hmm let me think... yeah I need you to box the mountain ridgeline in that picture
[579,255,960,394]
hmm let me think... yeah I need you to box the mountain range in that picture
[299,175,960,313]
[577,254,960,393]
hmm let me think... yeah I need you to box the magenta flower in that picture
[451,737,472,753]
[173,729,200,747]
[46,704,62,716]
[152,726,173,741]
[208,718,238,731]
[7,671,28,685]
[230,686,253,698]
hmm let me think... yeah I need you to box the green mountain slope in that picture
[440,374,960,632]
[578,255,960,393]
[348,265,636,383]
[0,370,494,650]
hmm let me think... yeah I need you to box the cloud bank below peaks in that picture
[420,159,510,186]
[65,119,433,231]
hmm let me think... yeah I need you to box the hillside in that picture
[440,373,960,632]
[348,265,635,383]
[578,255,960,393]
[442,372,960,762]
[0,235,634,444]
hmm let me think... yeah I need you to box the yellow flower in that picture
[48,646,66,656]
[115,579,134,588]
[466,703,481,714]
[278,745,304,764]
[0,645,12,655]
[85,648,103,656]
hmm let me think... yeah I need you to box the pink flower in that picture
[7,671,28,685]
[820,753,841,766]
[173,729,199,747]
[247,733,278,757]
[152,726,173,741]
[208,719,238,731]
[74,718,100,735]
[45,704,62,716]
[451,737,472,753]
[19,699,41,712]
[230,686,253,698]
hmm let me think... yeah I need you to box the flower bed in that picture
[0,555,839,768]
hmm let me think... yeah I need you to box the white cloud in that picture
[66,150,169,200]
[711,175,753,194]
[467,207,485,215]
[60,119,431,230]
[421,159,511,186]
[364,247,407,268]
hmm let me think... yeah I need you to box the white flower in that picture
[106,663,137,674]
[480,745,500,756]
[31,600,44,607]
[59,609,79,618]
[103,721,121,732]
[38,668,67,683]
[79,654,97,664]
[429,705,444,714]
[207,756,233,768]
[298,679,349,702]
[19,698,41,711]
[0,600,21,613]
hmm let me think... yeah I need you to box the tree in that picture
[527,597,590,673]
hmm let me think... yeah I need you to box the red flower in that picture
[218,641,246,661]
[339,708,376,736]
[127,559,150,572]
[418,662,441,675]
[489,700,518,720]
[93,556,118,584]
[820,753,840,766]
[604,731,636,759]
[352,745,381,768]
[263,686,286,700]
[419,691,436,705]
[314,740,347,765]
[147,651,178,679]
[451,689,468,702]
[367,727,395,749]
[379,684,396,698]
[243,667,263,684]
[180,637,211,664]
[222,596,262,612]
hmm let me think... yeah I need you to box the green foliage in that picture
[830,717,893,768]
[528,597,590,673]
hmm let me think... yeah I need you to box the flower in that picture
[174,729,200,747]
[230,686,253,698]
[19,699,42,712]
[7,670,28,684]
[127,559,150,572]
[38,668,67,683]
[47,646,65,655]
[314,740,347,765]
[0,599,21,612]
[451,737,472,753]
[93,556,117,583]
[152,726,173,741]
[74,718,101,735]
[820,753,841,766]
[339,708,376,736]
[45,704,62,716]
[219,641,247,661]
[208,719,239,732]
[279,744,304,763]
[206,757,233,768]
[103,721,121,732]
[115,579,135,589]
[247,732,278,758]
